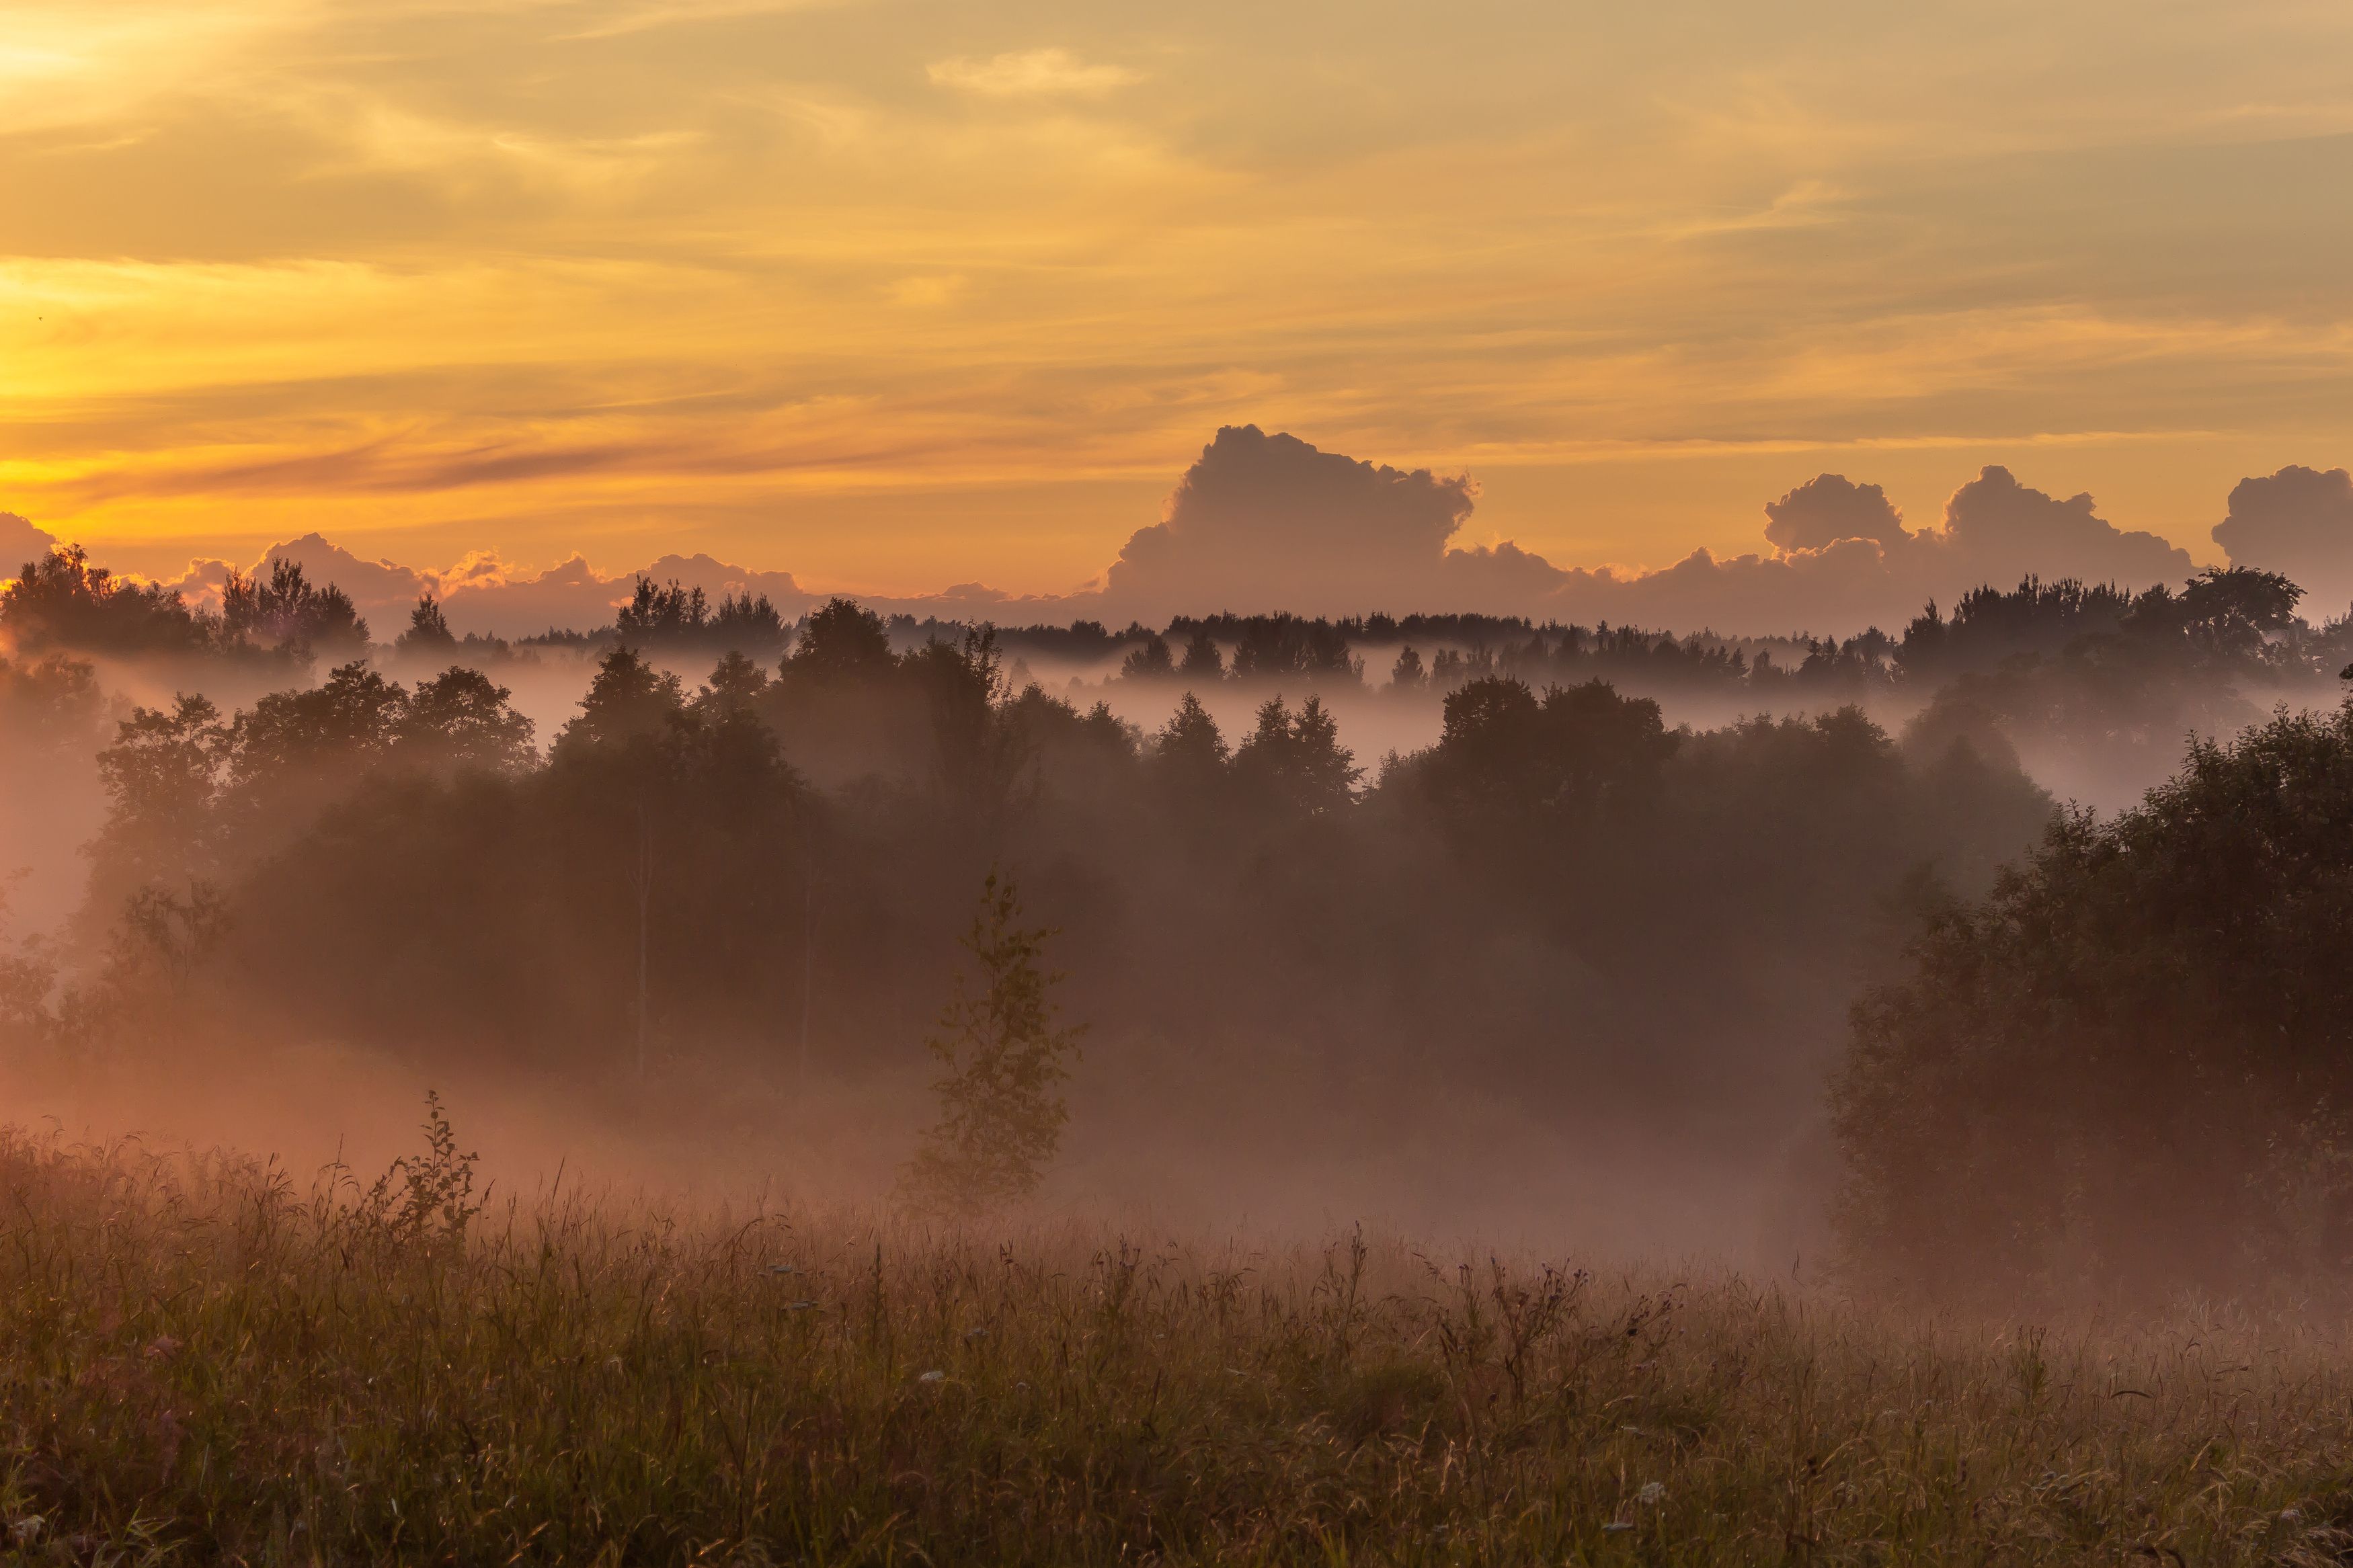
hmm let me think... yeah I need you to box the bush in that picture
[1835,698,2353,1296]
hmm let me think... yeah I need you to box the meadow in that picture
[1,1113,2348,1566]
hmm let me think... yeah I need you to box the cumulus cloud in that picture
[11,431,2247,645]
[1932,465,2190,587]
[395,550,806,638]
[1092,433,2200,632]
[141,537,813,641]
[268,534,442,633]
[2212,464,2353,617]
[0,513,58,576]
[1761,474,1908,552]
[1536,467,2191,632]
[1101,425,1477,618]
[1540,537,1921,636]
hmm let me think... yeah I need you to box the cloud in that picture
[2212,464,2353,616]
[44,432,2238,645]
[1089,433,2202,632]
[264,533,442,635]
[436,550,811,638]
[1762,474,1908,552]
[1932,464,2191,587]
[926,48,1142,97]
[0,513,59,577]
[137,537,813,641]
[1101,425,1476,618]
[1538,538,1925,636]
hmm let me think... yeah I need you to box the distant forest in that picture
[8,541,2353,1288]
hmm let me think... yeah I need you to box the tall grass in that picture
[1,1124,2350,1564]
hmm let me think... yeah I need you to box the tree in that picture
[1389,646,1428,691]
[1119,632,1175,680]
[1176,628,1225,682]
[0,874,55,1053]
[692,651,772,718]
[222,560,369,654]
[0,544,211,655]
[228,661,408,788]
[787,597,895,679]
[1154,692,1229,772]
[553,647,686,760]
[1232,695,1362,815]
[1424,676,1675,818]
[394,594,458,657]
[909,628,1030,825]
[900,871,1084,1217]
[1835,696,2353,1295]
[0,652,101,749]
[709,591,788,656]
[399,668,536,774]
[81,694,231,940]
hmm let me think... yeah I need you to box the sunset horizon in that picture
[11,0,2353,615]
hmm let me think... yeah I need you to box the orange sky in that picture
[5,0,2352,594]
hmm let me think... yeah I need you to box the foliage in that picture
[349,1091,485,1245]
[393,593,458,656]
[1231,695,1361,815]
[220,559,369,654]
[0,653,100,750]
[0,545,216,657]
[615,577,789,656]
[900,872,1083,1216]
[1836,697,2353,1296]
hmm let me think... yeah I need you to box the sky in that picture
[4,0,2353,616]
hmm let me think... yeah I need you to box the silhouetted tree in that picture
[1232,696,1361,815]
[555,648,686,761]
[222,560,369,654]
[789,597,895,679]
[692,651,772,719]
[395,594,458,657]
[399,668,536,774]
[1176,628,1225,682]
[0,545,213,655]
[1119,633,1175,680]
[1837,696,2353,1296]
[709,591,788,655]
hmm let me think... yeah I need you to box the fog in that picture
[5,538,2351,1296]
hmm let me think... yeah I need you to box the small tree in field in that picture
[900,872,1083,1218]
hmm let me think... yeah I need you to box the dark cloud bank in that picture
[1098,427,2206,630]
[13,429,2353,635]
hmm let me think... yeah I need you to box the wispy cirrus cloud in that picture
[926,48,1142,98]
[7,0,2353,597]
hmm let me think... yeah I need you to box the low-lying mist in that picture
[7,551,2353,1294]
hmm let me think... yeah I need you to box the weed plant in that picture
[0,1124,2350,1563]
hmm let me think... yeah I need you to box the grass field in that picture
[3,1121,2351,1565]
